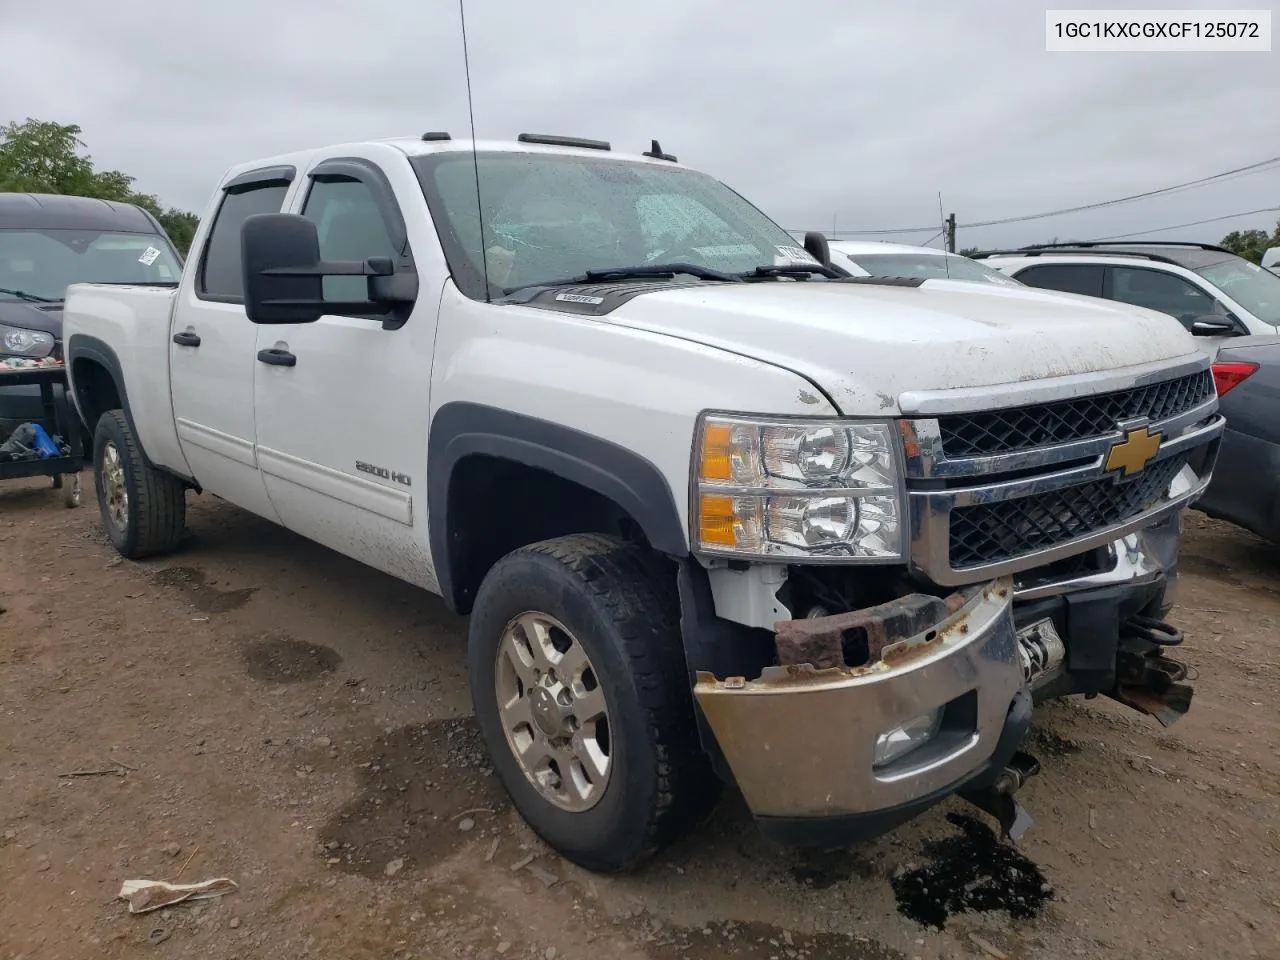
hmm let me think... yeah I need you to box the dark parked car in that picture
[1195,335,1280,544]
[0,193,183,440]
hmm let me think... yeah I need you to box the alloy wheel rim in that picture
[101,442,128,531]
[494,612,612,812]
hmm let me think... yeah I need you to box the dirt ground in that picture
[1,478,1278,960]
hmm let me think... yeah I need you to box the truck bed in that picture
[61,283,189,477]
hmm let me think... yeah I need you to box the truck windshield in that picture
[0,229,182,302]
[1193,257,1280,326]
[413,151,806,298]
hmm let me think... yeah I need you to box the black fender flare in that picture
[427,402,689,611]
[64,334,134,438]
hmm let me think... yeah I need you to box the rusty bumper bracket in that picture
[774,587,977,671]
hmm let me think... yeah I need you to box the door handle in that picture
[257,348,296,367]
[172,330,201,347]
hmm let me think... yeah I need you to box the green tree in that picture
[958,247,981,258]
[0,118,198,255]
[1219,221,1280,264]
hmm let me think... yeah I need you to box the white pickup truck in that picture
[62,132,1224,873]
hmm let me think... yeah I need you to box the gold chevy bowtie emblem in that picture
[1105,426,1162,478]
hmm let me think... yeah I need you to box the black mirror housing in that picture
[803,231,831,266]
[1189,316,1236,336]
[240,213,402,325]
[242,213,326,325]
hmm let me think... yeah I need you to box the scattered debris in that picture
[118,877,238,914]
[162,843,182,858]
[147,927,171,945]
[457,817,476,833]
[384,858,405,878]
[229,918,241,930]
[969,933,1010,959]
[57,763,130,779]
[1171,887,1187,903]
[509,854,536,872]
[527,864,559,888]
[1088,808,1097,831]
[484,838,501,862]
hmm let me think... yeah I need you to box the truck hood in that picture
[0,300,64,338]
[600,279,1200,414]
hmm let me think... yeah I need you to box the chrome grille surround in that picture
[898,355,1226,587]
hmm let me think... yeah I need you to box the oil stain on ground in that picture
[891,812,1053,929]
[242,633,342,683]
[151,565,258,613]
[319,717,507,879]
[640,920,905,960]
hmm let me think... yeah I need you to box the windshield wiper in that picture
[505,262,743,295]
[0,287,60,303]
[742,264,845,280]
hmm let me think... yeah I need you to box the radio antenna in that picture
[458,0,491,302]
[937,191,951,279]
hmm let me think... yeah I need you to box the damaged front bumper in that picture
[692,579,1030,848]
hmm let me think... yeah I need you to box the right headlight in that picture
[0,323,55,358]
[692,413,904,561]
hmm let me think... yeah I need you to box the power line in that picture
[1087,206,1280,241]
[788,152,1280,236]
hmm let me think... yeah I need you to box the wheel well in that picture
[70,358,121,433]
[445,455,649,614]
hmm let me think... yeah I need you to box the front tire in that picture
[93,409,186,559]
[468,534,720,873]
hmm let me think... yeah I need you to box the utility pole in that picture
[945,212,957,253]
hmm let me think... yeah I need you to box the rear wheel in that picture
[468,534,720,873]
[93,410,186,559]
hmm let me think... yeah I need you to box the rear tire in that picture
[468,534,721,873]
[93,409,186,559]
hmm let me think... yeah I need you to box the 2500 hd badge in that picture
[355,460,411,487]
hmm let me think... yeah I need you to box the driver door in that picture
[251,152,444,590]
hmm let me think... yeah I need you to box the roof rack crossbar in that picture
[971,248,1188,266]
[517,133,611,151]
[1018,240,1235,255]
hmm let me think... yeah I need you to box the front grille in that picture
[937,370,1213,458]
[949,455,1187,569]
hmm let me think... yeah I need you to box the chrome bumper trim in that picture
[693,578,1023,819]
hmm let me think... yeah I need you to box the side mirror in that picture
[803,231,831,267]
[1189,316,1236,336]
[240,213,396,325]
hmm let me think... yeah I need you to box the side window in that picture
[198,182,289,301]
[1014,263,1105,298]
[1109,266,1219,328]
[302,177,400,302]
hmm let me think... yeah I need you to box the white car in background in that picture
[828,240,1024,286]
[1263,246,1279,276]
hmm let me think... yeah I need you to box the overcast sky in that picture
[2,0,1277,249]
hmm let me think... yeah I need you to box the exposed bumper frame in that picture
[691,578,1025,822]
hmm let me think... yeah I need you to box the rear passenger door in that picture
[170,167,296,521]
[251,149,445,591]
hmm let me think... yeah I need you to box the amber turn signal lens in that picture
[698,493,738,546]
[699,423,734,482]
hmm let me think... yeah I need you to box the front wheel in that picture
[468,534,720,873]
[93,410,186,559]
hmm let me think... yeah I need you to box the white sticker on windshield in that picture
[773,244,820,265]
[138,246,161,266]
